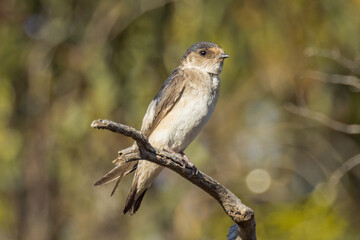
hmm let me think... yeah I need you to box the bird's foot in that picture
[180,151,198,175]
[162,148,198,175]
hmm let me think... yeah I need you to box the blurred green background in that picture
[1,0,360,239]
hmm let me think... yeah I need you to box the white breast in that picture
[149,71,220,152]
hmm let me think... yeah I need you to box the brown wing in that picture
[122,69,186,212]
[141,68,186,137]
[94,69,185,189]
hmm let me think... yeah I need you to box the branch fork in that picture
[91,119,256,240]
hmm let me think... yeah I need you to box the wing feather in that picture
[141,68,186,137]
[94,69,186,190]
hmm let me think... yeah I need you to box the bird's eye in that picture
[199,50,207,56]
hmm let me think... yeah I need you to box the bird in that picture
[94,41,229,215]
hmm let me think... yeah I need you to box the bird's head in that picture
[180,41,229,74]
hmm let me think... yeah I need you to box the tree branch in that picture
[285,104,360,134]
[305,47,360,75]
[91,119,256,240]
[301,70,360,91]
[329,153,360,186]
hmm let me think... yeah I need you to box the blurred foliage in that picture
[1,0,360,239]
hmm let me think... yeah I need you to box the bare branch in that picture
[305,47,360,75]
[301,70,360,90]
[90,119,153,150]
[329,153,360,186]
[285,104,360,134]
[91,119,256,240]
[315,153,360,206]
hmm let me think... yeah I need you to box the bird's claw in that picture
[180,159,198,175]
[179,151,198,175]
[162,148,198,175]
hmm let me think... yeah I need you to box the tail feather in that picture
[133,189,147,213]
[124,163,138,176]
[94,161,137,195]
[123,170,148,215]
[110,176,122,196]
[94,164,125,186]
[95,144,139,186]
[123,162,164,214]
[123,184,138,215]
[123,183,148,215]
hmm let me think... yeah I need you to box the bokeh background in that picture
[1,0,360,239]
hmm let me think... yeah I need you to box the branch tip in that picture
[91,119,107,129]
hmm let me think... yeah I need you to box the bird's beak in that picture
[219,53,230,59]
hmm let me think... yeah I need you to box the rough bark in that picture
[91,119,256,240]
